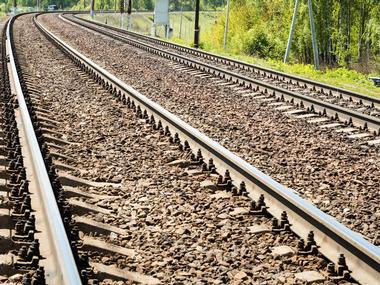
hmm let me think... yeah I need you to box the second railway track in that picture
[69,12,380,111]
[63,13,380,137]
[1,11,379,285]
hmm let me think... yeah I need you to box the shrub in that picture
[241,27,283,59]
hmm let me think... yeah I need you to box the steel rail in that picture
[69,13,380,109]
[35,13,380,285]
[61,14,380,136]
[7,14,82,285]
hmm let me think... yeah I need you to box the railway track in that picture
[5,11,377,284]
[1,15,82,284]
[62,13,380,138]
[1,11,379,284]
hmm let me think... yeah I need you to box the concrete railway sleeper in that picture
[24,12,380,285]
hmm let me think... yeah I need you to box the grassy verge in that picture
[201,48,380,97]
[0,10,7,23]
[80,12,380,97]
[82,12,153,34]
[167,11,220,43]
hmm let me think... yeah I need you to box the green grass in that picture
[201,48,380,97]
[80,12,380,97]
[168,11,220,43]
[81,12,153,33]
[80,11,220,43]
[0,3,7,19]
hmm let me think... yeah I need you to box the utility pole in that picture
[308,0,319,70]
[194,0,200,48]
[100,0,104,13]
[12,0,16,14]
[284,0,299,63]
[179,4,183,39]
[223,0,231,50]
[284,0,319,70]
[127,0,132,30]
[120,0,124,28]
[90,0,95,18]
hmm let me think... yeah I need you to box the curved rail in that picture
[71,13,380,109]
[7,14,82,285]
[61,13,380,136]
[35,13,380,285]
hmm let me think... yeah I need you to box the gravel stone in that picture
[248,224,271,234]
[271,245,295,258]
[294,270,326,283]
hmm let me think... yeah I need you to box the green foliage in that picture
[239,26,284,59]
[143,0,153,11]
[204,0,290,59]
[69,0,224,13]
[0,3,8,14]
[4,0,80,10]
[203,0,380,74]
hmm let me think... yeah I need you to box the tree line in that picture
[2,0,379,72]
[3,0,225,12]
